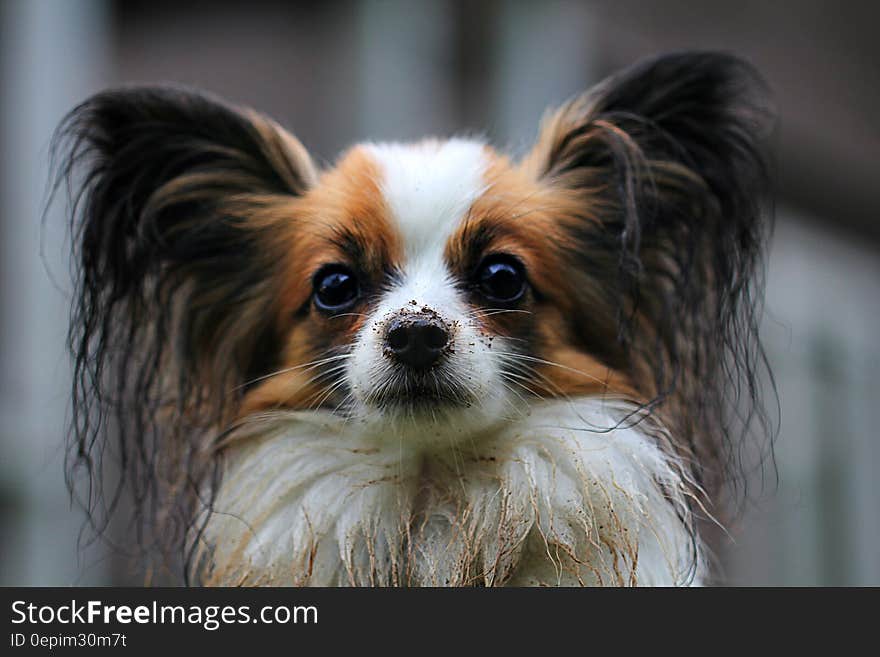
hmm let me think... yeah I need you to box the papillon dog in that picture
[56,51,773,586]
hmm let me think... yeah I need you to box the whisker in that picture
[232,352,351,391]
[496,354,607,431]
[494,350,607,386]
[498,378,533,416]
[267,360,352,411]
[502,358,591,409]
[331,390,356,418]
[308,376,351,412]
[467,308,533,319]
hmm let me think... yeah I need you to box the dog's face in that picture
[57,52,772,584]
[241,140,627,441]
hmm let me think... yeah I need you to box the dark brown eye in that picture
[476,255,526,304]
[313,265,359,311]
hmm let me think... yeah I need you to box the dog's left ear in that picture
[523,52,775,487]
[53,87,319,562]
[57,87,319,422]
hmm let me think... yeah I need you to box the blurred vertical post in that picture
[0,0,110,584]
[356,0,458,141]
[489,0,599,151]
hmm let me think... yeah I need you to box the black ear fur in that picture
[53,87,317,572]
[528,52,776,498]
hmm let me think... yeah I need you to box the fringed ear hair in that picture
[53,87,317,576]
[522,52,776,499]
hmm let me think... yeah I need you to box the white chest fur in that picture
[198,399,704,586]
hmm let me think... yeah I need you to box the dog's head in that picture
[56,52,773,578]
[235,136,642,442]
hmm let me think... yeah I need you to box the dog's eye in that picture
[476,255,526,304]
[313,265,359,311]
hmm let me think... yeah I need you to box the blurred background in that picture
[1,0,877,585]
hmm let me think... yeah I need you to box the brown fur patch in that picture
[241,147,401,415]
[447,151,636,400]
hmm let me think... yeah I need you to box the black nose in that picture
[385,317,449,370]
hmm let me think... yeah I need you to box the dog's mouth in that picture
[367,372,476,410]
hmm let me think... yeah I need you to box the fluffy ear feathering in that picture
[53,52,774,585]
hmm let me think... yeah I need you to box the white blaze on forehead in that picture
[347,139,501,422]
[365,139,488,264]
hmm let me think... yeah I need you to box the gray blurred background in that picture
[1,0,877,586]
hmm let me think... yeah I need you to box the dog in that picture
[55,51,773,586]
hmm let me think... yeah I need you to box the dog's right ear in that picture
[520,53,774,496]
[53,87,317,560]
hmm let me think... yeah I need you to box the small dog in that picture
[56,51,773,586]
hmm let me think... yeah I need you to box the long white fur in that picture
[196,140,705,586]
[198,401,703,586]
